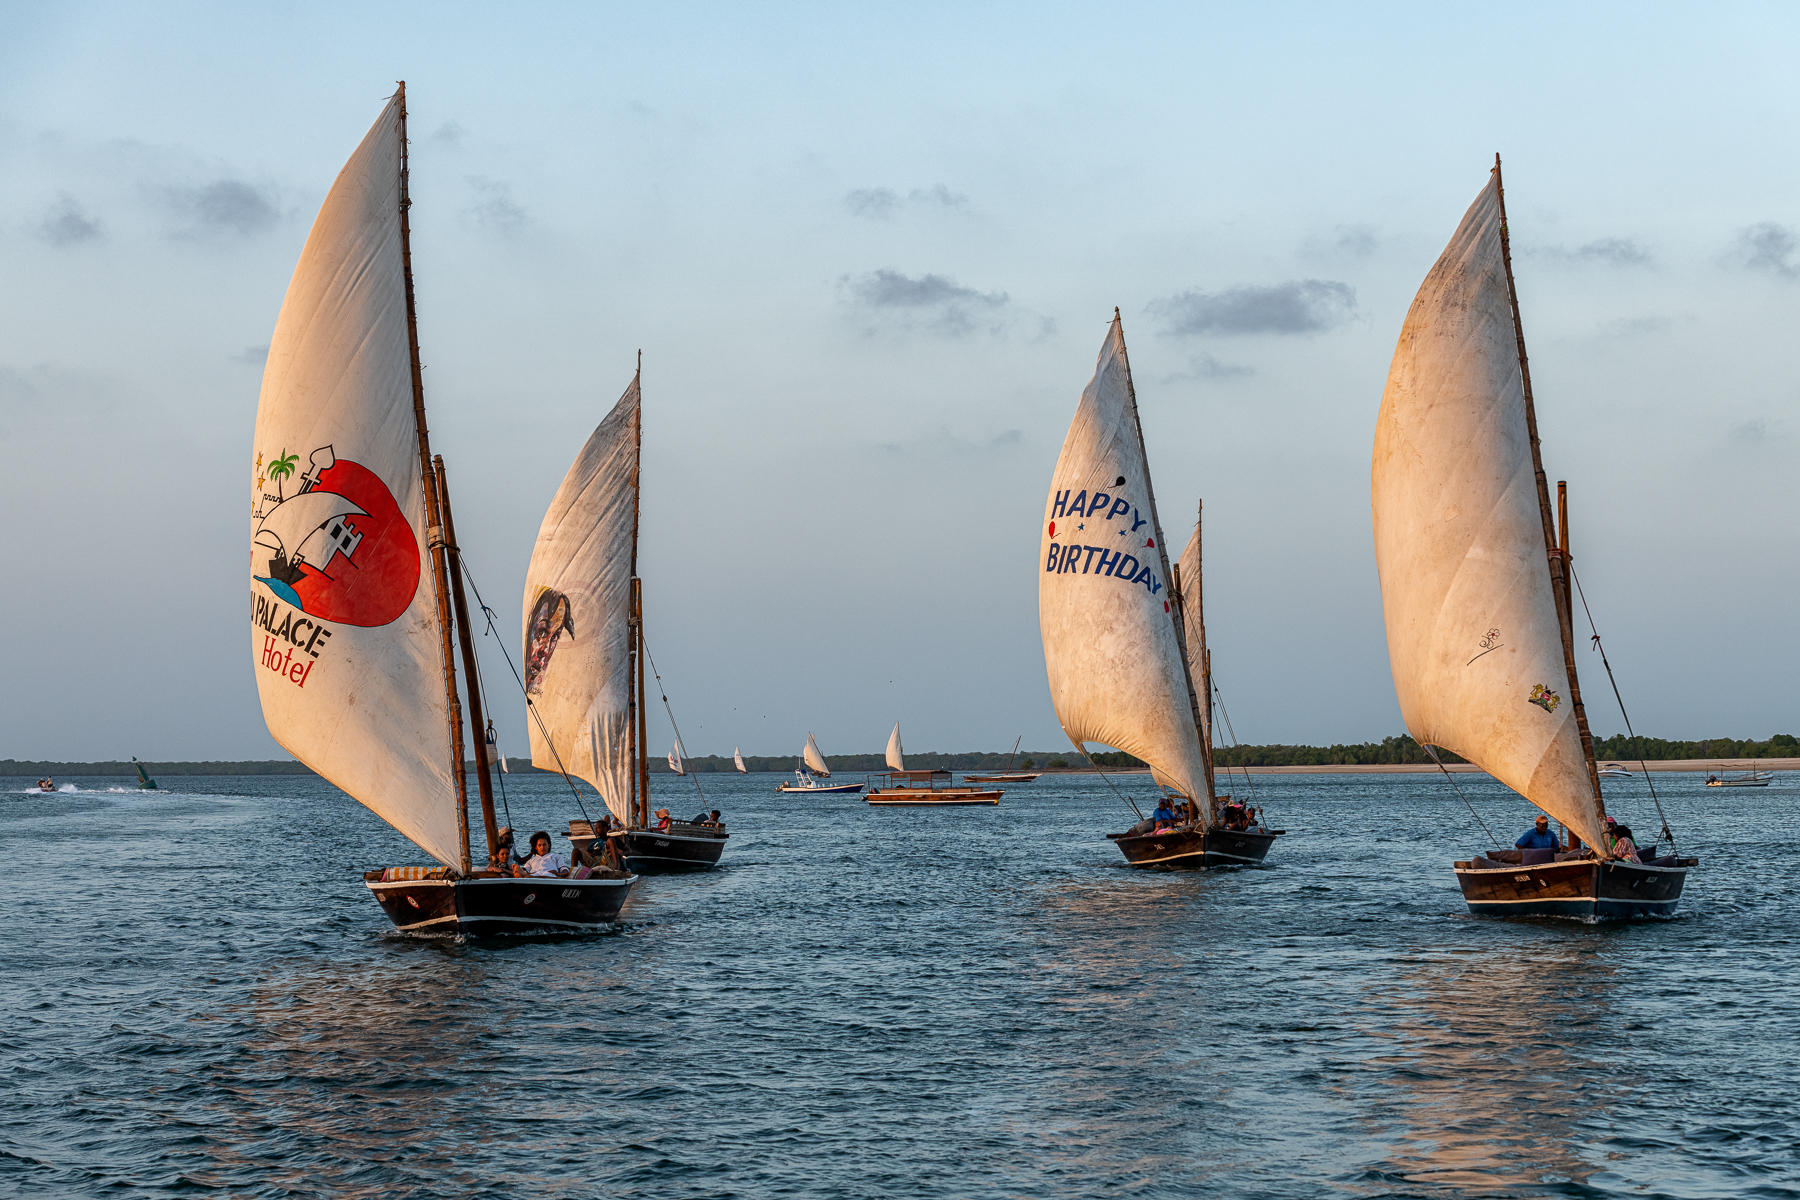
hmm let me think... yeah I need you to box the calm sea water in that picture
[2,769,1795,1199]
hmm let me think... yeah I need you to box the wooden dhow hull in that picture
[865,787,1002,806]
[364,869,635,935]
[1107,825,1281,869]
[615,826,727,872]
[1453,853,1695,919]
[962,772,1041,783]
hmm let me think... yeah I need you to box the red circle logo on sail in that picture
[252,447,419,627]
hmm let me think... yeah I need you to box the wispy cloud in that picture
[1150,280,1356,336]
[162,179,280,239]
[1162,354,1254,384]
[229,345,269,365]
[1302,223,1378,260]
[844,184,970,220]
[37,194,102,247]
[879,426,1025,456]
[1732,222,1799,279]
[1526,236,1653,267]
[467,176,528,236]
[428,121,466,148]
[842,269,1009,337]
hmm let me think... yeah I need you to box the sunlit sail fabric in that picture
[1038,316,1210,807]
[1176,524,1211,753]
[733,747,747,774]
[886,724,905,771]
[668,741,686,775]
[522,378,640,824]
[249,94,461,869]
[802,733,830,776]
[1371,173,1607,852]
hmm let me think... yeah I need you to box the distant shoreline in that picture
[6,757,1794,778]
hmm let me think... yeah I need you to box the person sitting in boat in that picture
[1604,817,1643,864]
[652,807,672,832]
[1515,814,1560,852]
[571,816,627,878]
[488,826,520,874]
[519,831,568,877]
[1151,799,1177,830]
[709,809,724,830]
[37,777,54,791]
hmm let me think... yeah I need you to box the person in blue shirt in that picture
[1516,814,1560,851]
[1151,799,1177,828]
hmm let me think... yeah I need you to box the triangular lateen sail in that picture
[733,746,747,774]
[1176,520,1211,755]
[1371,170,1607,852]
[802,732,830,777]
[249,93,462,869]
[521,376,641,825]
[668,741,686,776]
[1038,316,1211,813]
[886,723,905,771]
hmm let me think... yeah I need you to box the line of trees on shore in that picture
[8,733,1795,778]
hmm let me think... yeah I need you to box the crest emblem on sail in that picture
[1038,317,1210,808]
[802,733,830,777]
[886,723,906,772]
[249,93,461,869]
[522,378,641,824]
[1371,172,1606,851]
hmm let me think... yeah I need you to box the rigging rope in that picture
[1077,744,1143,821]
[1209,678,1257,805]
[641,638,705,806]
[1571,567,1676,853]
[1424,743,1500,845]
[458,558,593,825]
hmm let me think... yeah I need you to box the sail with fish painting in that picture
[1038,311,1279,867]
[1371,157,1693,917]
[251,84,632,934]
[523,365,728,873]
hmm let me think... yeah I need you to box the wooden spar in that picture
[630,353,650,829]
[1190,500,1217,804]
[434,455,500,865]
[396,80,472,876]
[1111,309,1215,819]
[1492,155,1604,812]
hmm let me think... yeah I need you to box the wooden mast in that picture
[1188,500,1217,805]
[434,455,500,865]
[1492,154,1604,812]
[396,80,473,876]
[629,352,650,829]
[1112,309,1215,819]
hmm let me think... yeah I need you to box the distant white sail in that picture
[249,93,461,869]
[802,732,830,777]
[668,741,686,776]
[1038,315,1210,811]
[733,746,747,773]
[522,377,641,825]
[886,723,905,771]
[1371,171,1606,852]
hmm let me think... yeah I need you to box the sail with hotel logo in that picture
[1038,313,1212,816]
[248,91,464,869]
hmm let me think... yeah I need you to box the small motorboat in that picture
[1705,768,1772,788]
[777,768,865,795]
[865,769,1001,806]
[1596,764,1635,779]
[36,778,55,792]
[963,735,1042,784]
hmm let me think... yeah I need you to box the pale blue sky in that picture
[3,2,1796,760]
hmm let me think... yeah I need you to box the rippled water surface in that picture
[3,769,1797,1199]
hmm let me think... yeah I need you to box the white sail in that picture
[1176,522,1211,751]
[249,93,462,870]
[668,741,686,776]
[885,723,905,771]
[802,732,830,777]
[733,747,747,773]
[522,377,641,825]
[1038,316,1210,810]
[1371,171,1607,851]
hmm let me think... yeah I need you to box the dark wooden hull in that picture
[1453,854,1695,919]
[616,827,727,873]
[1107,825,1281,868]
[776,782,865,794]
[363,871,635,935]
[961,772,1041,783]
[865,788,1002,806]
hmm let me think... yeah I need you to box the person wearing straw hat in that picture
[652,808,672,832]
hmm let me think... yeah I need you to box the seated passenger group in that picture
[1515,813,1644,863]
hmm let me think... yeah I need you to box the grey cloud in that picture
[1733,222,1799,279]
[844,183,969,220]
[1150,279,1356,336]
[1163,354,1254,384]
[37,194,102,247]
[164,179,281,238]
[429,121,465,147]
[467,176,528,236]
[1528,236,1653,267]
[842,269,1009,337]
[229,345,269,365]
[1303,223,1378,260]
[1731,418,1775,444]
[1593,314,1681,340]
[880,426,1025,456]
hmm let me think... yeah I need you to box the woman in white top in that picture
[519,831,568,877]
